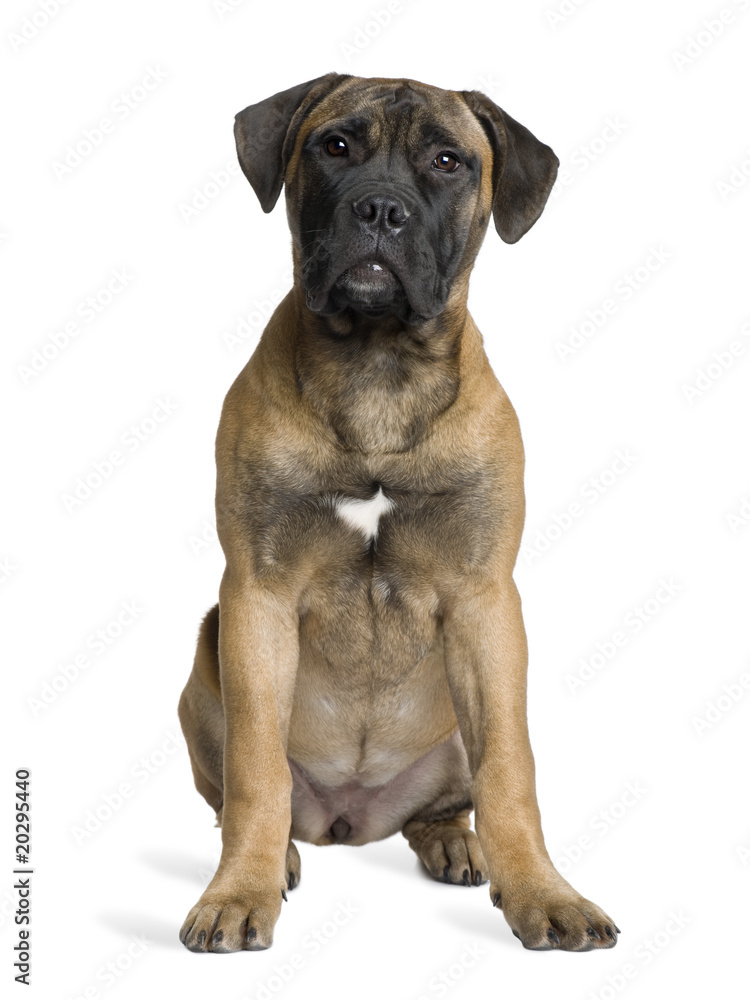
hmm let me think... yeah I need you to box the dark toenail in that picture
[212,930,223,944]
[288,872,296,890]
[548,928,560,945]
[442,864,450,882]
[281,888,288,902]
[493,891,502,907]
[462,869,470,885]
[615,925,622,934]
[197,930,206,946]
[586,927,601,939]
[474,871,482,886]
[605,926,616,939]
[246,926,257,943]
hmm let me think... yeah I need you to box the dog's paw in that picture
[410,822,488,886]
[180,886,284,953]
[493,886,619,951]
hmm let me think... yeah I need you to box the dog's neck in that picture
[289,286,466,454]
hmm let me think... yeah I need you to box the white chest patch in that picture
[334,487,394,542]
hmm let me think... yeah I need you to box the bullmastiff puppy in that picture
[178,73,619,953]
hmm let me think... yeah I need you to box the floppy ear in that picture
[234,73,345,212]
[462,91,559,244]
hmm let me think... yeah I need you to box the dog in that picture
[178,73,619,953]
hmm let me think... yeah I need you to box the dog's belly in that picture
[286,532,466,844]
[288,731,470,846]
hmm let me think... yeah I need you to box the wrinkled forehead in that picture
[301,76,492,156]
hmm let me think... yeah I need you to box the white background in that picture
[3,0,749,997]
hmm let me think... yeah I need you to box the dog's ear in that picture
[462,91,559,244]
[234,73,346,212]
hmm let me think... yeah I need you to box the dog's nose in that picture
[352,193,410,230]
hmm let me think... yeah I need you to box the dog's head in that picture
[235,74,558,325]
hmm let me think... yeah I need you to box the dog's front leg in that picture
[443,578,619,951]
[180,573,298,952]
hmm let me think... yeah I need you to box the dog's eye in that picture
[432,152,460,172]
[324,137,348,157]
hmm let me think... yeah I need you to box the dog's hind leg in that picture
[403,803,488,887]
[178,604,225,816]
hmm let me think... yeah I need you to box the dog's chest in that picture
[240,456,496,663]
[332,486,394,542]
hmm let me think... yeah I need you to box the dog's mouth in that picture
[324,259,407,317]
[304,251,444,324]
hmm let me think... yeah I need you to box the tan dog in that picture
[178,73,619,953]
